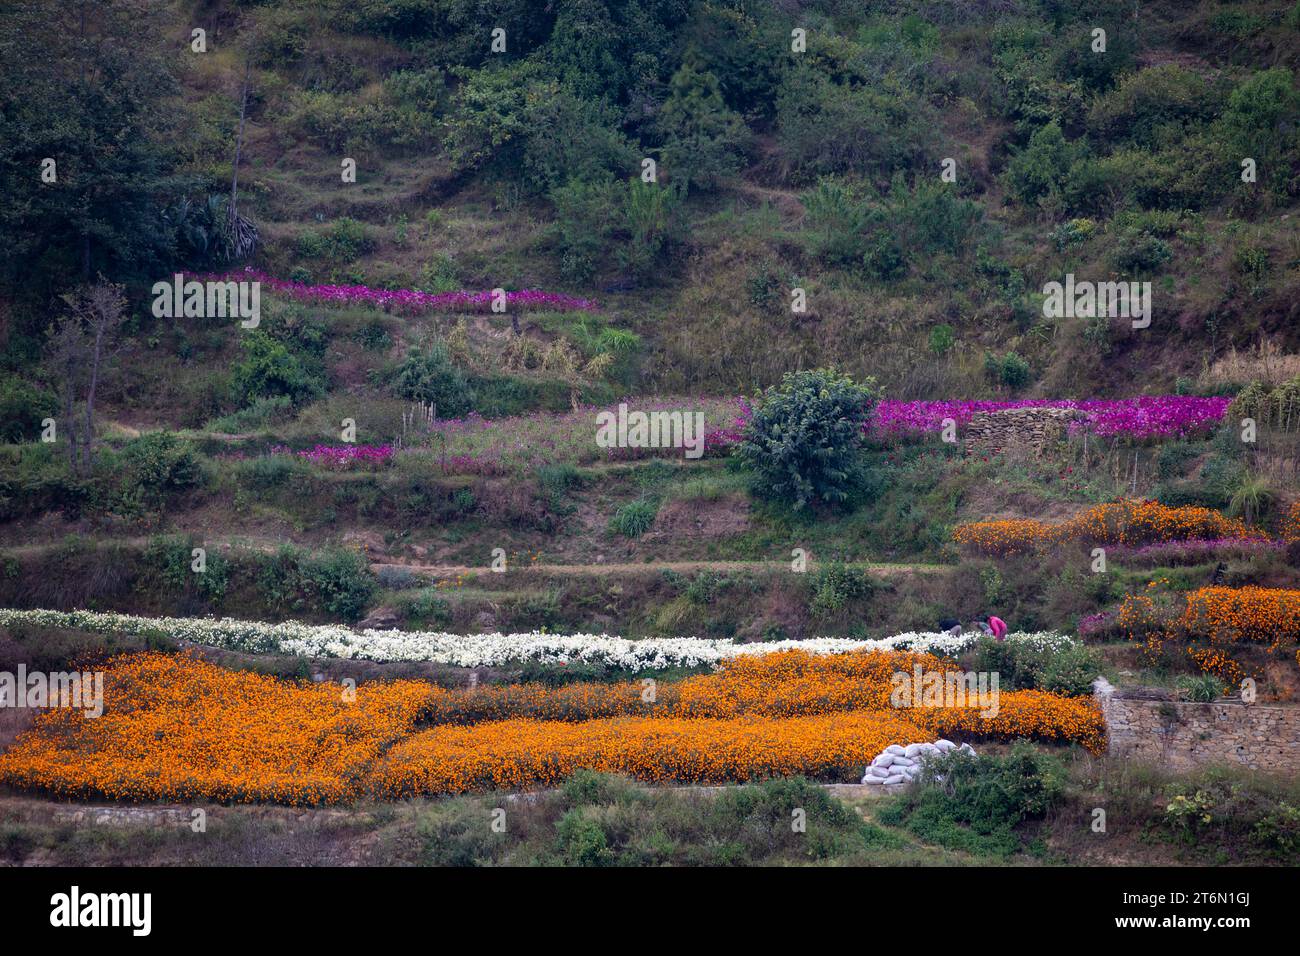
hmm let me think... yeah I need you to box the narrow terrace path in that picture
[3,537,947,578]
[371,559,949,577]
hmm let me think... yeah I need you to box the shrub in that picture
[1219,69,1300,197]
[298,549,377,622]
[900,179,983,256]
[1087,65,1218,150]
[295,218,375,262]
[656,59,751,193]
[609,499,658,538]
[0,375,56,443]
[618,179,682,281]
[809,562,874,618]
[117,433,203,502]
[775,64,934,180]
[973,634,1100,696]
[878,743,1064,858]
[801,179,872,267]
[231,333,324,406]
[738,368,881,511]
[1051,24,1137,93]
[1005,121,1080,205]
[928,324,955,356]
[984,351,1031,392]
[392,342,472,416]
[523,87,635,194]
[549,179,620,283]
[1112,230,1172,274]
[1176,673,1224,702]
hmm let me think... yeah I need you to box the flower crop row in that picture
[209,267,599,314]
[372,711,932,797]
[375,692,1106,798]
[1283,501,1300,543]
[1118,585,1300,684]
[953,500,1263,557]
[0,607,1073,669]
[1120,585,1300,652]
[0,653,432,805]
[291,444,395,469]
[869,396,1230,440]
[418,645,1097,728]
[0,647,1105,803]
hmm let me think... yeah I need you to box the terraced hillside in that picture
[1,0,1300,874]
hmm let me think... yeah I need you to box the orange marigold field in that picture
[373,711,932,797]
[0,653,435,805]
[1282,501,1300,543]
[422,649,947,723]
[0,649,1107,803]
[1119,585,1300,688]
[953,500,1263,557]
[1180,586,1300,651]
[912,690,1106,753]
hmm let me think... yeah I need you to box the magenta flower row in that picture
[205,268,600,314]
[276,444,395,468]
[867,396,1232,440]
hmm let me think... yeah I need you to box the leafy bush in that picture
[0,375,56,443]
[521,85,635,194]
[1111,230,1172,274]
[973,634,1100,696]
[928,324,955,355]
[609,499,658,538]
[738,368,881,511]
[983,351,1031,392]
[1005,121,1080,206]
[656,59,751,193]
[117,433,203,501]
[549,179,619,283]
[809,562,874,618]
[775,64,935,180]
[877,743,1064,858]
[801,179,872,266]
[618,180,682,281]
[231,333,325,406]
[298,549,376,622]
[392,342,473,416]
[1051,24,1136,93]
[1087,65,1218,151]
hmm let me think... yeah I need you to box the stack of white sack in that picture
[860,739,976,786]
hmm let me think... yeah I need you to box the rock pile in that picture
[861,739,976,786]
[963,406,1085,459]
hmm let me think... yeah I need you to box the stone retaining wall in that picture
[963,406,1085,458]
[1093,678,1300,772]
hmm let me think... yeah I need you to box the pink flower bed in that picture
[283,444,395,469]
[206,268,599,315]
[869,396,1230,441]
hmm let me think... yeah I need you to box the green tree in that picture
[738,368,881,511]
[0,0,185,291]
[656,58,751,193]
[1005,121,1079,206]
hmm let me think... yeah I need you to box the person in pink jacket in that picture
[988,615,1008,641]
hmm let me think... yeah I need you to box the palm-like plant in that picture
[1228,473,1275,526]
